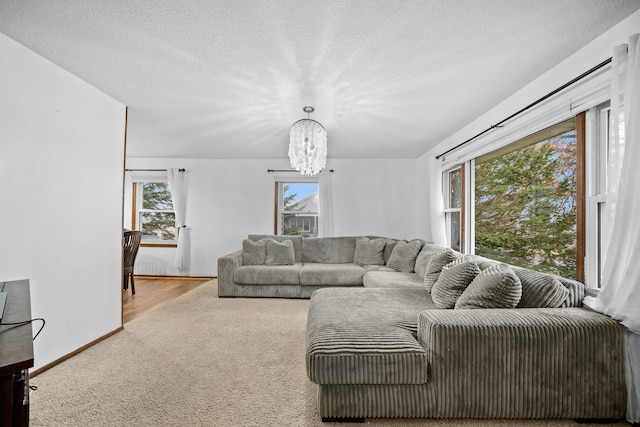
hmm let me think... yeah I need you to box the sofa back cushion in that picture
[513,267,569,308]
[248,234,303,263]
[353,237,386,266]
[383,238,399,264]
[302,236,357,263]
[414,243,447,279]
[557,277,585,307]
[455,263,522,309]
[242,238,267,265]
[386,239,424,272]
[424,248,462,292]
[431,260,481,308]
[466,253,585,307]
[265,239,296,265]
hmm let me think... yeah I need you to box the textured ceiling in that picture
[1,0,639,159]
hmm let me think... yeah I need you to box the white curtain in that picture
[583,34,640,422]
[167,168,190,272]
[428,157,447,246]
[318,170,335,237]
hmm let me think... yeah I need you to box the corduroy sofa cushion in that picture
[363,270,425,289]
[242,238,267,265]
[431,260,481,308]
[249,234,303,263]
[514,268,569,308]
[265,239,295,265]
[300,263,365,286]
[353,237,386,266]
[424,248,461,292]
[307,287,437,385]
[234,263,302,285]
[302,237,357,263]
[455,263,522,309]
[387,239,424,272]
[414,243,447,279]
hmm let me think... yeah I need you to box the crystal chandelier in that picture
[289,106,327,176]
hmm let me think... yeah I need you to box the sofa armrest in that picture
[217,250,243,296]
[417,307,626,418]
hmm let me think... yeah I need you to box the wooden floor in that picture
[122,276,212,324]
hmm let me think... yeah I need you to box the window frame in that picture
[443,165,464,252]
[443,114,586,282]
[585,102,611,288]
[274,178,319,237]
[131,178,177,248]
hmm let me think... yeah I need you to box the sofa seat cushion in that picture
[307,287,436,385]
[363,265,396,272]
[300,263,365,286]
[234,263,302,285]
[363,271,424,289]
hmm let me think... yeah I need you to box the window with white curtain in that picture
[275,181,319,237]
[132,180,177,244]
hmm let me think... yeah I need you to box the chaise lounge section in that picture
[307,286,625,420]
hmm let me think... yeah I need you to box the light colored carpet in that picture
[29,280,630,427]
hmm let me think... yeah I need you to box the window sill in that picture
[140,242,177,248]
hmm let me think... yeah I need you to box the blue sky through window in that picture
[285,183,318,202]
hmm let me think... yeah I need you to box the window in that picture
[585,103,611,288]
[474,118,578,279]
[132,181,176,244]
[444,116,585,281]
[443,166,463,252]
[276,182,319,237]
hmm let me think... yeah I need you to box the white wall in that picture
[0,33,126,370]
[124,157,419,277]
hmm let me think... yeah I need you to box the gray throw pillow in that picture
[386,239,423,272]
[424,248,461,292]
[414,243,446,279]
[242,238,267,265]
[383,239,399,264]
[455,263,522,309]
[265,239,295,266]
[431,260,481,309]
[515,269,569,308]
[353,237,386,266]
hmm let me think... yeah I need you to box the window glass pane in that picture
[474,123,577,279]
[140,211,176,241]
[449,169,462,208]
[142,182,174,210]
[280,182,319,236]
[448,211,461,252]
[597,201,605,288]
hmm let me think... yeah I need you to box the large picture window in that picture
[474,118,578,279]
[443,116,586,282]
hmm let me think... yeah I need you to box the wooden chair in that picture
[123,230,143,295]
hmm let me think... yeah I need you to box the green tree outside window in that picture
[475,130,577,279]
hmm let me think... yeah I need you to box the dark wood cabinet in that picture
[0,280,33,427]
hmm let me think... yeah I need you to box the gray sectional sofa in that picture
[218,235,627,421]
[217,234,424,298]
